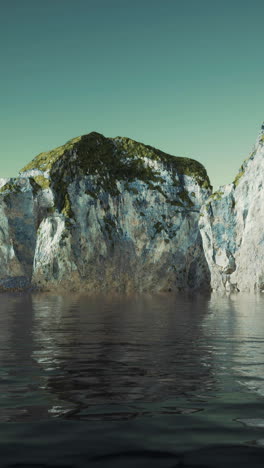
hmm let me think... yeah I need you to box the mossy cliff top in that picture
[233,148,257,188]
[232,123,264,188]
[21,132,211,190]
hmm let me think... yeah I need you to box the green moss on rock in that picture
[21,136,82,173]
[20,131,211,218]
[209,190,224,201]
[61,193,74,219]
[46,206,56,215]
[113,136,211,189]
[233,148,257,188]
[233,169,245,187]
[33,175,50,190]
[178,190,194,207]
[0,182,22,194]
[20,131,210,191]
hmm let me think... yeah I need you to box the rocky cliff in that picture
[0,132,211,293]
[199,123,264,292]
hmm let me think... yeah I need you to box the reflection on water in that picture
[35,294,216,412]
[1,292,264,466]
[0,293,215,420]
[1,293,264,421]
[203,294,264,397]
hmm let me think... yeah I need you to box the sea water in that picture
[0,292,264,467]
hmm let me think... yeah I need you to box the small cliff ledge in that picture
[199,123,264,292]
[0,132,211,292]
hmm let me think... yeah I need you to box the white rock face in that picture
[0,132,211,292]
[32,175,210,293]
[0,178,38,289]
[199,124,264,292]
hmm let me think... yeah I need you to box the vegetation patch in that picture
[0,182,22,193]
[20,131,211,218]
[209,191,224,201]
[32,175,50,190]
[61,193,75,219]
[233,148,257,188]
[113,136,211,189]
[21,136,82,173]
[233,169,245,187]
[46,206,55,215]
[178,190,194,207]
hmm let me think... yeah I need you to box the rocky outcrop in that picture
[0,177,37,290]
[199,123,264,292]
[0,132,211,292]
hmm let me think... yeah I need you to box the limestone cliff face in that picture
[0,177,37,289]
[199,124,264,292]
[0,132,211,292]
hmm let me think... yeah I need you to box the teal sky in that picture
[1,0,264,189]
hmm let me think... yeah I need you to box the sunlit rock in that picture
[0,132,211,292]
[199,123,264,292]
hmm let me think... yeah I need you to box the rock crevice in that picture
[199,122,264,292]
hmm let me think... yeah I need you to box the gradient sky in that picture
[1,0,264,189]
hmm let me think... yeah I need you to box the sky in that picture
[1,0,264,189]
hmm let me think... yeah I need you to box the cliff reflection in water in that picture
[29,293,214,419]
[204,293,264,398]
[2,292,264,422]
[0,294,50,421]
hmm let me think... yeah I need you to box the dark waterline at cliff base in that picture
[1,292,264,467]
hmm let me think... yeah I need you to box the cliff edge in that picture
[199,123,264,292]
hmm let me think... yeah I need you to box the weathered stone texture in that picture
[0,132,211,292]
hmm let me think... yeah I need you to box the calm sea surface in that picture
[1,292,264,467]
